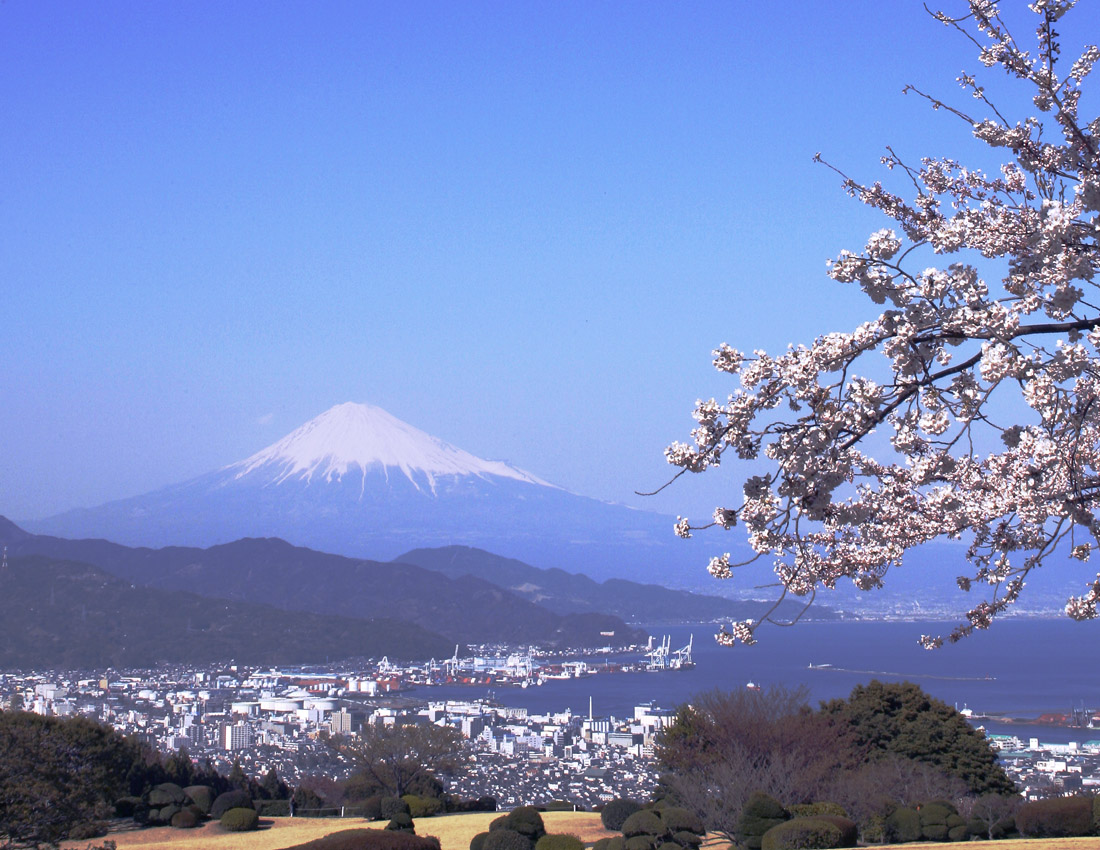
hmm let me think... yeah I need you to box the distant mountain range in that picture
[0,554,453,668]
[25,402,717,585]
[0,518,646,652]
[393,545,838,624]
[0,518,836,669]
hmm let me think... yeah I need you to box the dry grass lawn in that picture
[64,811,615,850]
[67,814,1100,850]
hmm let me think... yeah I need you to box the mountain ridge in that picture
[0,554,454,668]
[0,518,646,650]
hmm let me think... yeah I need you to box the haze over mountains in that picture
[0,517,828,667]
[28,402,719,586]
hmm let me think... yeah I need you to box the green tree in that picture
[0,710,143,846]
[261,766,290,800]
[334,721,462,799]
[820,681,1015,795]
[227,759,249,792]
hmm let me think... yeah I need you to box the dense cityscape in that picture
[6,651,1100,813]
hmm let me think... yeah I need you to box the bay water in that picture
[409,619,1100,745]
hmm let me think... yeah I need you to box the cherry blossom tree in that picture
[665,1,1100,647]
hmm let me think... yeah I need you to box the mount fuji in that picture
[28,402,714,584]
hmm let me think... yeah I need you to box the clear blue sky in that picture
[4,2,1096,522]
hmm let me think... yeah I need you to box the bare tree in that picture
[333,721,464,799]
[964,793,1022,841]
[656,687,860,841]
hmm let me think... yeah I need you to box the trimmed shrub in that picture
[594,839,626,850]
[625,837,654,850]
[484,829,536,850]
[149,783,186,807]
[544,801,580,812]
[659,808,704,836]
[279,829,442,850]
[211,789,254,819]
[804,817,856,847]
[761,818,842,850]
[505,807,547,842]
[788,804,847,819]
[472,832,491,850]
[536,835,584,850]
[622,810,665,839]
[1016,796,1094,838]
[602,799,643,831]
[257,799,291,817]
[885,807,921,844]
[69,821,109,841]
[171,809,199,829]
[184,785,214,814]
[404,794,443,818]
[737,792,790,850]
[947,824,968,842]
[387,812,415,834]
[155,804,181,825]
[490,816,510,832]
[221,807,260,832]
[382,796,412,820]
[918,800,957,840]
[672,832,703,848]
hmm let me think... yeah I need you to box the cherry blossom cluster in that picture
[668,1,1100,646]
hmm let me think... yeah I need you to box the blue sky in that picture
[4,2,1097,523]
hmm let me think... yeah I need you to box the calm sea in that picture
[407,620,1100,745]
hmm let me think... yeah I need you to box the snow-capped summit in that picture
[230,402,551,492]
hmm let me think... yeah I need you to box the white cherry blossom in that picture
[667,2,1100,647]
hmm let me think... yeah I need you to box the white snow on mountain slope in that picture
[228,402,554,492]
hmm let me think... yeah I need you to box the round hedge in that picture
[471,832,491,850]
[761,818,843,850]
[505,807,547,841]
[885,808,921,844]
[535,835,584,850]
[183,785,214,815]
[171,809,199,829]
[211,789,254,819]
[382,796,412,819]
[659,808,703,836]
[221,807,260,832]
[625,836,655,850]
[602,799,643,831]
[484,829,535,850]
[387,812,416,834]
[149,783,186,807]
[621,810,665,839]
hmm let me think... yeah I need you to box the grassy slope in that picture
[62,812,1100,850]
[62,811,616,850]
